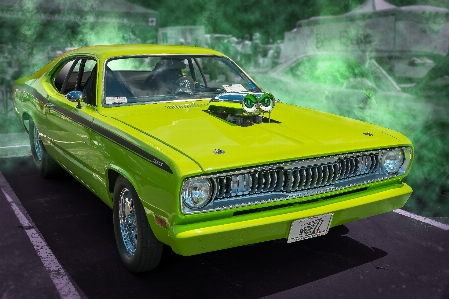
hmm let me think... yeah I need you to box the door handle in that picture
[45,103,55,109]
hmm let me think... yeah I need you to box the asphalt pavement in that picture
[0,156,448,299]
[0,132,30,158]
[0,179,61,299]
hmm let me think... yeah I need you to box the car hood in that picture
[103,100,411,173]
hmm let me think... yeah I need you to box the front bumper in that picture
[167,183,412,256]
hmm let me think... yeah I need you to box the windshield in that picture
[374,55,437,88]
[102,55,261,106]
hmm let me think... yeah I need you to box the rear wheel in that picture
[113,176,163,272]
[29,120,59,178]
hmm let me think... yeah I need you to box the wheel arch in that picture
[21,111,32,133]
[107,166,168,245]
[106,166,141,203]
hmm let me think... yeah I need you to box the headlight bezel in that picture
[380,147,412,175]
[181,177,215,210]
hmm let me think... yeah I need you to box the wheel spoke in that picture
[33,126,43,161]
[119,188,138,255]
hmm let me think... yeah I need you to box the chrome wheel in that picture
[119,188,138,256]
[113,176,163,272]
[33,125,43,161]
[29,120,59,178]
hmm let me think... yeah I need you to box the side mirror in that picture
[66,91,83,109]
[66,90,83,102]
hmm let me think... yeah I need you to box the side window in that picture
[79,59,97,90]
[52,57,98,105]
[53,59,77,92]
[285,58,317,82]
[81,59,98,106]
[65,59,82,92]
[190,58,206,87]
[286,57,374,87]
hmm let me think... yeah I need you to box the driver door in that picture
[44,56,98,188]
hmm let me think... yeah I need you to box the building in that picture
[282,0,449,61]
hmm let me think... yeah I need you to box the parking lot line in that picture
[393,209,449,231]
[0,172,83,299]
[0,145,29,149]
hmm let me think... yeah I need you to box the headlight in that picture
[381,148,405,174]
[259,93,275,112]
[242,93,258,113]
[181,177,213,209]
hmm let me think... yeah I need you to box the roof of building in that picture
[0,0,157,14]
[345,0,397,14]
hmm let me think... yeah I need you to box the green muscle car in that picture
[12,44,413,272]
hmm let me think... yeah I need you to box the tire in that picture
[29,119,59,178]
[113,176,163,272]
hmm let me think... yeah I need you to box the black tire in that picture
[113,176,163,272]
[29,119,59,178]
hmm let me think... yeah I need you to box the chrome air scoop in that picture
[207,92,278,127]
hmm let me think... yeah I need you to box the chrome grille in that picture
[180,147,413,214]
[215,152,380,199]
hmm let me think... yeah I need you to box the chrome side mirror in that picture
[66,91,83,108]
[66,90,83,101]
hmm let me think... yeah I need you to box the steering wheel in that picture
[141,72,158,90]
[174,76,195,96]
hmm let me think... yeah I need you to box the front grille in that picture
[214,152,380,199]
[180,147,412,214]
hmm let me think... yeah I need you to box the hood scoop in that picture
[206,92,280,127]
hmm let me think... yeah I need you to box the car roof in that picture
[68,44,225,59]
[271,51,368,73]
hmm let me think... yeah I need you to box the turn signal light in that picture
[155,215,167,229]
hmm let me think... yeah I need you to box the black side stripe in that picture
[15,83,50,104]
[14,84,173,174]
[90,122,173,174]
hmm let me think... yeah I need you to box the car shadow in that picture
[1,156,387,299]
[149,226,386,299]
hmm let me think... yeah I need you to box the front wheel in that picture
[29,120,59,178]
[113,176,163,272]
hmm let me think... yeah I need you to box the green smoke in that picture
[0,0,158,134]
[0,0,448,217]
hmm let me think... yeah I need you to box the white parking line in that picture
[0,145,29,149]
[0,172,84,299]
[0,153,32,158]
[393,209,449,231]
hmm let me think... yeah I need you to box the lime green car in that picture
[12,44,413,272]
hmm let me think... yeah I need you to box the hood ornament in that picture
[363,132,373,136]
[211,92,275,114]
[214,149,225,154]
[208,92,278,127]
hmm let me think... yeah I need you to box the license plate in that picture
[287,213,333,243]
